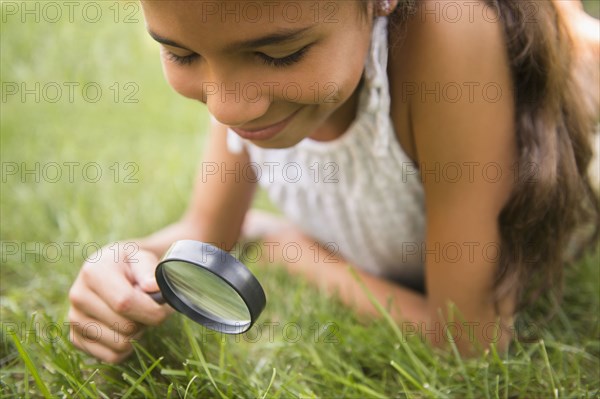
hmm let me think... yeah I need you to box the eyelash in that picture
[165,52,198,66]
[165,45,311,68]
[257,45,311,68]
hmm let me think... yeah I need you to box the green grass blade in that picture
[9,332,52,399]
[539,340,559,398]
[322,370,388,399]
[489,342,508,399]
[71,368,99,398]
[182,319,228,399]
[440,307,473,399]
[348,267,429,381]
[260,368,277,399]
[184,375,199,399]
[121,356,163,399]
[391,360,448,398]
[390,360,424,391]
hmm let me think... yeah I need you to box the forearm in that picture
[265,228,513,355]
[264,229,429,325]
[288,245,512,353]
[304,261,427,324]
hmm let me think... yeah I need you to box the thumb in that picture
[127,248,161,293]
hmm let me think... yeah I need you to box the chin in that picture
[247,134,305,149]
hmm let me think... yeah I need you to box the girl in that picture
[68,0,599,363]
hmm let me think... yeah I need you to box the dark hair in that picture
[483,0,599,312]
[372,0,599,312]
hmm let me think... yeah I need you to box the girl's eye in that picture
[164,45,311,68]
[257,45,311,68]
[165,51,199,66]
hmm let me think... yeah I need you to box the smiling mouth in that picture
[230,108,302,141]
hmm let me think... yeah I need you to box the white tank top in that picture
[226,17,427,288]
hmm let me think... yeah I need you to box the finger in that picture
[128,249,160,293]
[69,309,143,354]
[69,287,142,336]
[70,329,133,364]
[82,257,170,325]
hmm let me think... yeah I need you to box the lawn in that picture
[1,1,599,398]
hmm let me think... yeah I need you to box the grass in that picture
[1,2,599,398]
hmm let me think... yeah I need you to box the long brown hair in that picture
[386,0,600,311]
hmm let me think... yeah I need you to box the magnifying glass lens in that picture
[153,240,265,333]
[162,261,251,324]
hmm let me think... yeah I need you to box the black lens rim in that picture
[155,240,266,334]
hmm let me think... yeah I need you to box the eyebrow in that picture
[147,25,316,52]
[147,30,191,50]
[225,26,316,51]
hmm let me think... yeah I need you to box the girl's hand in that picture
[66,104,256,363]
[67,242,173,363]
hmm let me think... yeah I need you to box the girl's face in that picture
[141,0,374,148]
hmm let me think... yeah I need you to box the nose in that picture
[202,73,271,128]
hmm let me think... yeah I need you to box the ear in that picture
[375,0,400,17]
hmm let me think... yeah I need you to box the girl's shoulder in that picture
[387,0,512,164]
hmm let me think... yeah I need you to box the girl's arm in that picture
[394,0,517,354]
[260,227,430,325]
[392,0,518,353]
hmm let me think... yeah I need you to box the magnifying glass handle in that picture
[148,291,166,305]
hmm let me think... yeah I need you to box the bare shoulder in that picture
[388,0,514,165]
[388,0,510,85]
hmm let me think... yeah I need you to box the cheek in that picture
[331,59,366,102]
[160,61,202,101]
[282,59,364,106]
[308,45,368,105]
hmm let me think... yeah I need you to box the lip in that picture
[231,108,302,141]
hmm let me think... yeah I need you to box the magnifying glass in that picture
[148,240,266,334]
